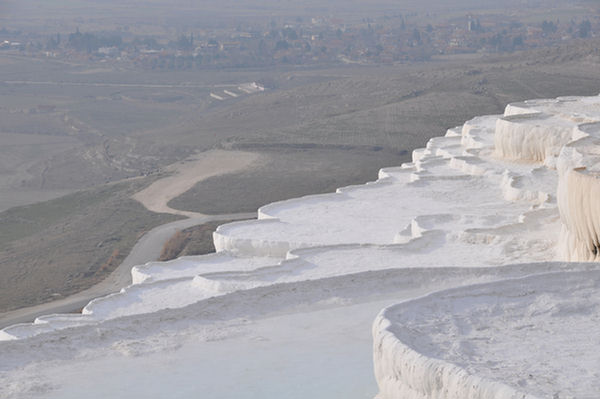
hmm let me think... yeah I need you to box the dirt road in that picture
[0,212,255,329]
[132,150,261,217]
[0,149,261,328]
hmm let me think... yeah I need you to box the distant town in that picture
[1,11,598,70]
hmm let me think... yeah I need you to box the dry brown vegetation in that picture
[159,231,191,261]
[158,220,240,261]
[98,248,123,275]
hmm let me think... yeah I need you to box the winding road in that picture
[0,150,260,329]
[0,213,254,329]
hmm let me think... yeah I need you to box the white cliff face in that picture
[557,166,600,261]
[494,96,600,261]
[2,95,600,399]
[556,125,600,261]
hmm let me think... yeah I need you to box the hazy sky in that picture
[0,0,585,35]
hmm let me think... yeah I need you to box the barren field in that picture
[133,150,261,217]
[0,178,179,312]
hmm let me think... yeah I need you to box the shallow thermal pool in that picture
[11,300,401,399]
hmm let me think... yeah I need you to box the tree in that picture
[412,28,421,44]
[174,34,193,51]
[46,33,60,50]
[67,30,122,53]
[541,20,557,35]
[68,30,98,53]
[579,20,591,38]
[274,40,289,51]
[512,35,524,49]
[282,27,297,40]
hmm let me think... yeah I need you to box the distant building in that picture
[98,46,119,57]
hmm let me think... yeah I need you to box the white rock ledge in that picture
[373,270,600,399]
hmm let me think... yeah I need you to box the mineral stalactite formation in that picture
[495,96,600,261]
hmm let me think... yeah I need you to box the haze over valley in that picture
[1,1,600,398]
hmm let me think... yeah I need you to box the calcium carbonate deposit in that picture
[2,95,600,398]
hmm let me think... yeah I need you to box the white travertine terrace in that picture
[1,95,600,398]
[495,96,600,261]
[374,95,600,398]
[556,124,600,261]
[373,270,600,399]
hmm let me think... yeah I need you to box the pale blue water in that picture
[42,301,387,399]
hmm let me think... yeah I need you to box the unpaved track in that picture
[0,213,255,329]
[132,150,261,217]
[0,150,261,328]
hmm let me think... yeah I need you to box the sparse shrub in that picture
[159,230,191,261]
[98,248,121,274]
